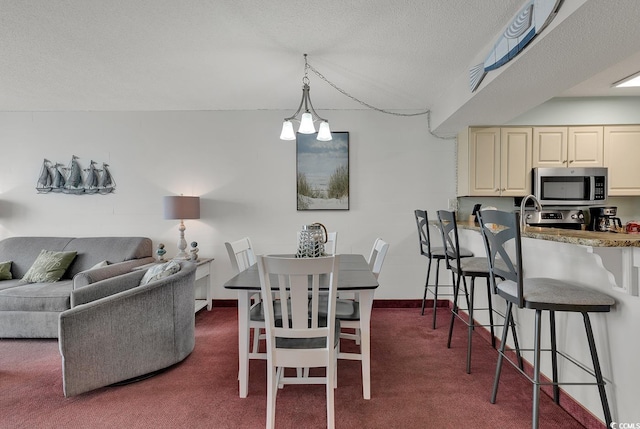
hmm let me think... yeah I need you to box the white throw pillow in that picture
[139,260,181,286]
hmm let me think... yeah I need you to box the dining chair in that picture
[415,209,473,327]
[477,209,614,429]
[437,210,505,373]
[225,237,265,359]
[257,254,340,429]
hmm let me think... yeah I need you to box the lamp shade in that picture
[279,120,296,140]
[298,112,316,134]
[163,196,200,220]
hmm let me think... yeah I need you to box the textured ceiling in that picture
[2,0,640,134]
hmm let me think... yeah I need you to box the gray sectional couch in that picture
[0,236,155,338]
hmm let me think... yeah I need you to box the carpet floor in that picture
[0,307,591,428]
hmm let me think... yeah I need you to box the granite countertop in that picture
[454,220,640,248]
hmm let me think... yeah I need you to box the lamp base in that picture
[173,251,190,260]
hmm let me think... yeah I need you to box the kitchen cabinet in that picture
[457,127,532,196]
[532,126,603,168]
[604,125,640,196]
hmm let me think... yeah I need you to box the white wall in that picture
[0,110,456,300]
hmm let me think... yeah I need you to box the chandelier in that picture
[279,54,332,141]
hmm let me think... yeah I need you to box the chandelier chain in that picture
[305,60,429,117]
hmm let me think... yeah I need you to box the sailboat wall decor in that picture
[35,155,116,195]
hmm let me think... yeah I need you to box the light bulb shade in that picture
[163,196,200,220]
[279,120,296,140]
[317,121,332,141]
[298,112,316,134]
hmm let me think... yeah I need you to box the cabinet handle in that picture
[563,160,568,164]
[501,188,506,192]
[569,159,574,164]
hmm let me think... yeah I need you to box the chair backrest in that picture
[257,255,339,363]
[325,232,338,255]
[225,237,256,274]
[436,210,462,271]
[477,210,524,307]
[368,238,389,279]
[414,209,434,258]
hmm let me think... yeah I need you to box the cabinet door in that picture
[533,127,567,167]
[605,125,640,196]
[469,128,500,196]
[568,126,603,167]
[501,128,532,196]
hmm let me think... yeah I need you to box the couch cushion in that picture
[21,250,77,283]
[0,280,73,311]
[63,237,152,278]
[0,261,11,280]
[0,237,74,279]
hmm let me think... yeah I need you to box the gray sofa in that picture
[0,236,155,338]
[59,261,196,397]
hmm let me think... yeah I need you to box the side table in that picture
[193,258,214,312]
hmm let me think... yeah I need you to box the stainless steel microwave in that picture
[532,167,607,206]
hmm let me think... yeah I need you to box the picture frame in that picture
[296,131,349,211]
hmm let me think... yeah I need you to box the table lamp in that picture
[163,195,200,260]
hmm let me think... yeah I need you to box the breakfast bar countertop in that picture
[453,220,640,248]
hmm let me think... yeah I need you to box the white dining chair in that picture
[225,237,265,359]
[257,254,340,429]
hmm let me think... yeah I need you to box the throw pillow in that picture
[90,260,109,270]
[139,260,181,286]
[21,250,78,283]
[0,261,12,280]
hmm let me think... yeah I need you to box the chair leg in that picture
[447,270,461,348]
[266,365,277,429]
[432,259,441,329]
[550,311,560,404]
[510,310,524,370]
[583,312,613,428]
[327,361,336,429]
[466,276,475,374]
[486,277,496,348]
[421,257,433,316]
[491,302,513,403]
[532,310,543,429]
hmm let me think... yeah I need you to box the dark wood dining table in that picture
[224,253,379,399]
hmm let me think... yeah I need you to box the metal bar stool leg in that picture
[466,276,475,374]
[491,301,513,403]
[532,310,543,429]
[431,258,441,329]
[486,277,496,348]
[420,256,433,316]
[447,270,461,348]
[583,312,613,428]
[550,311,560,404]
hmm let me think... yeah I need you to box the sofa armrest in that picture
[58,262,196,397]
[72,257,155,290]
[70,270,146,307]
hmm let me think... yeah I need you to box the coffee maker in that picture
[588,206,623,232]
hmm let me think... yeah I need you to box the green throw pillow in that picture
[21,250,77,283]
[0,261,12,280]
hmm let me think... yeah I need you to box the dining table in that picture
[223,253,379,399]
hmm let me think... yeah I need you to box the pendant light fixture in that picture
[280,54,332,141]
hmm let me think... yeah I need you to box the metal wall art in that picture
[296,132,349,211]
[36,155,116,194]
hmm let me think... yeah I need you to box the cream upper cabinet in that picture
[533,126,603,168]
[604,125,640,196]
[458,127,531,197]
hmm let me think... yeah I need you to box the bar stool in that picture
[478,209,614,429]
[437,209,514,374]
[414,209,472,327]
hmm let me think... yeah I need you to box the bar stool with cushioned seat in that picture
[437,209,514,374]
[477,209,614,429]
[415,209,472,327]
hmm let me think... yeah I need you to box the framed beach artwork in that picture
[296,132,349,211]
